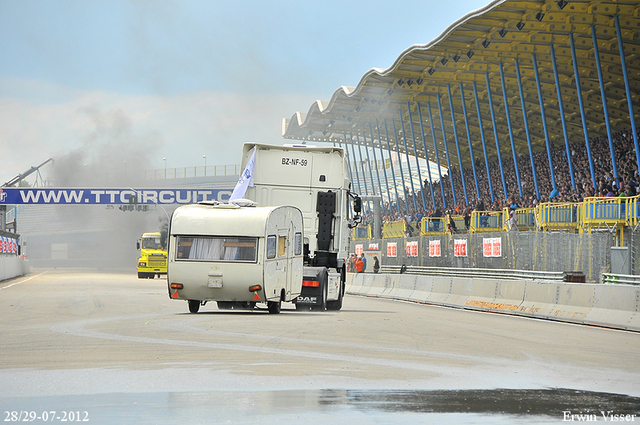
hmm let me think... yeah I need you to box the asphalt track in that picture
[0,270,639,424]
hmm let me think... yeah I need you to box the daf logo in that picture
[296,296,317,304]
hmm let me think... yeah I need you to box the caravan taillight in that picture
[170,283,183,290]
[249,285,262,292]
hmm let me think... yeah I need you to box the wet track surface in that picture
[1,271,639,424]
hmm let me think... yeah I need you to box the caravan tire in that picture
[188,300,200,314]
[267,301,281,314]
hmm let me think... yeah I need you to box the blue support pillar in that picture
[499,63,523,198]
[392,118,410,215]
[399,110,418,212]
[472,81,495,204]
[427,102,447,208]
[447,84,469,205]
[437,94,457,207]
[515,58,540,200]
[615,15,640,178]
[375,120,393,215]
[358,131,377,196]
[347,132,364,196]
[485,72,508,201]
[592,25,619,180]
[406,102,427,211]
[416,103,437,209]
[550,43,576,190]
[460,83,481,199]
[532,53,557,194]
[569,33,596,189]
[384,119,402,214]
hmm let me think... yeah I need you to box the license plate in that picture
[208,277,223,288]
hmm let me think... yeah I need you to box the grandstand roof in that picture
[282,0,640,170]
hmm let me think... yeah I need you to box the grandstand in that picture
[282,0,640,280]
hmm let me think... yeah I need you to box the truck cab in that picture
[238,143,360,311]
[167,202,304,314]
[137,232,167,278]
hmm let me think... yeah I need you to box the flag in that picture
[229,147,256,201]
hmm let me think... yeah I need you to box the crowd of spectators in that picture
[365,128,640,226]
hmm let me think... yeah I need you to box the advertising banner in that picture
[386,242,397,258]
[454,239,468,257]
[0,188,232,205]
[429,240,441,257]
[406,240,418,257]
[483,237,502,257]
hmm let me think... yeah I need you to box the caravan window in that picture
[294,232,302,255]
[266,235,276,259]
[176,236,257,262]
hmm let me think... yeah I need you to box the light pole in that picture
[203,155,207,176]
[163,157,166,179]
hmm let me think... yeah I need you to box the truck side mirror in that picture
[353,196,362,213]
[136,241,140,250]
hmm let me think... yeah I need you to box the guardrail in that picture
[602,273,640,285]
[378,265,584,282]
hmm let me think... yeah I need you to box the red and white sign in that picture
[368,243,379,250]
[429,240,441,257]
[355,244,364,256]
[454,239,467,257]
[386,242,397,258]
[406,241,418,257]
[483,237,501,257]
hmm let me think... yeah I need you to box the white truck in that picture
[239,143,361,311]
[167,202,304,314]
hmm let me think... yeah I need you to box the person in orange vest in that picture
[355,255,364,274]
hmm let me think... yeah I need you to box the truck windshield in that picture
[176,236,257,262]
[142,237,163,250]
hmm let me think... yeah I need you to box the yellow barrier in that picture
[382,220,406,238]
[580,196,627,243]
[626,195,640,227]
[420,217,448,235]
[536,202,580,231]
[469,210,505,233]
[501,207,537,231]
[352,225,372,240]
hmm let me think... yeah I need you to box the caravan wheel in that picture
[188,300,200,314]
[267,301,281,314]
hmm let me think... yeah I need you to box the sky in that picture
[0,0,490,187]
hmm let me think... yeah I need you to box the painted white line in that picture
[0,272,47,291]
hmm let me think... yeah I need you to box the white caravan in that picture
[167,202,304,314]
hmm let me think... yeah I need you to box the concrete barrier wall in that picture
[0,256,28,282]
[346,273,640,332]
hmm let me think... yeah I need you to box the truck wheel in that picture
[267,301,281,314]
[326,282,344,311]
[137,272,144,279]
[312,281,327,311]
[188,300,200,314]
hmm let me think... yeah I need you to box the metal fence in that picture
[352,230,613,283]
